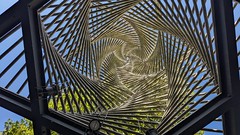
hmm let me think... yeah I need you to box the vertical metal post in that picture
[211,0,240,135]
[20,0,50,134]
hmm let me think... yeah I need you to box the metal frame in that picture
[0,0,239,135]
[1,0,88,135]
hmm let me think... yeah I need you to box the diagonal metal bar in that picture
[0,2,22,40]
[0,87,32,120]
[164,94,231,135]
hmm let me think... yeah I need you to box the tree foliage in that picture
[3,100,58,135]
[3,118,33,135]
[3,118,58,135]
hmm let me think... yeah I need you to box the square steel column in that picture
[211,0,240,135]
[20,0,50,134]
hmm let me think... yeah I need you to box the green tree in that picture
[3,99,58,135]
[3,118,58,135]
[3,118,33,135]
[195,130,205,135]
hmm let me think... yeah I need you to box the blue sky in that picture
[0,0,22,131]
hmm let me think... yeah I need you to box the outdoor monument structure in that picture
[0,0,240,134]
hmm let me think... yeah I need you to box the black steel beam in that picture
[0,87,90,134]
[165,0,240,134]
[0,0,89,134]
[211,0,240,135]
[212,0,240,97]
[0,87,32,120]
[41,112,87,135]
[164,95,231,135]
[20,0,50,134]
[0,2,22,39]
[28,0,50,9]
[19,1,89,134]
[0,87,88,135]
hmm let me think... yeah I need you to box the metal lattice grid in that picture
[0,0,240,135]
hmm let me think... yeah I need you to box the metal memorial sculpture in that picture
[0,0,239,134]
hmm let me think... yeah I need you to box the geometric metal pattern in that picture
[0,0,239,135]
